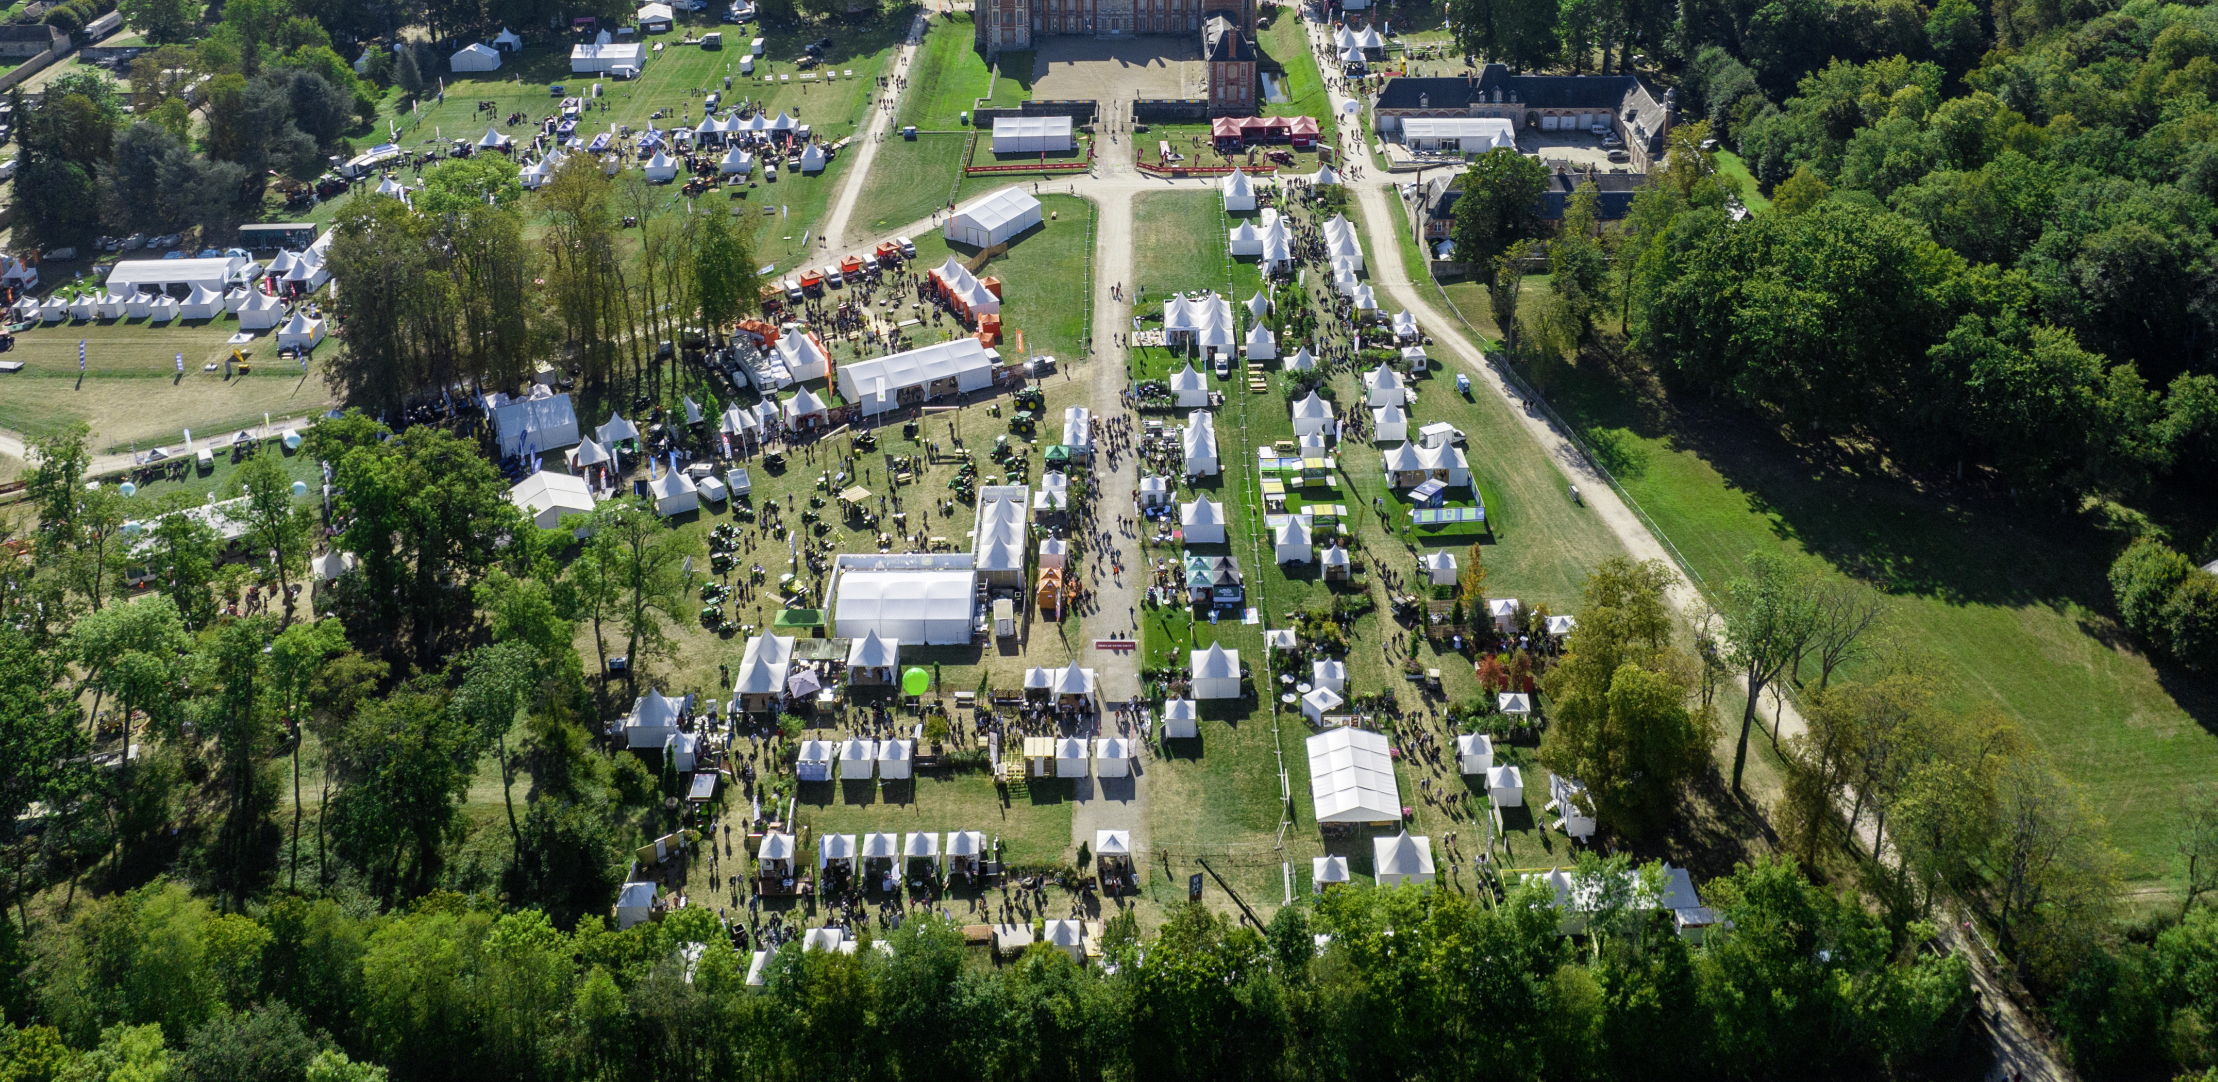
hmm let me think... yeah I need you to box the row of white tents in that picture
[15,289,321,343]
[794,738,918,781]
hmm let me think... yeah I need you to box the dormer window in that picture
[1419,92,1429,108]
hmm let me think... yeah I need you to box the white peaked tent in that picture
[97,292,131,319]
[1222,167,1256,211]
[1488,764,1525,807]
[878,739,914,780]
[1275,515,1313,564]
[1290,392,1334,437]
[1054,737,1089,778]
[649,468,698,516]
[1228,219,1263,256]
[946,186,1043,247]
[1312,659,1347,694]
[1333,23,1358,49]
[769,112,797,131]
[839,738,877,780]
[510,471,595,529]
[818,833,857,870]
[860,831,900,868]
[758,831,796,873]
[1312,162,1341,186]
[1300,685,1343,722]
[1283,346,1316,373]
[1489,597,1522,632]
[799,143,825,173]
[643,150,678,182]
[1038,537,1067,569]
[1424,550,1458,586]
[846,629,899,682]
[1043,919,1085,962]
[720,405,757,436]
[682,396,703,426]
[452,42,502,71]
[1371,404,1408,443]
[1374,832,1435,886]
[1499,692,1532,716]
[1457,733,1495,775]
[1342,46,1366,65]
[1322,543,1351,577]
[1365,364,1405,407]
[1313,855,1351,889]
[777,327,831,381]
[277,312,326,349]
[1357,26,1386,51]
[1052,661,1096,699]
[1392,310,1420,340]
[37,295,66,322]
[1353,284,1379,313]
[573,436,612,470]
[902,831,939,871]
[1323,214,1363,270]
[784,387,829,425]
[1246,291,1271,319]
[494,27,523,49]
[616,881,657,928]
[1182,410,1220,476]
[599,412,641,445]
[720,147,753,174]
[1162,698,1199,738]
[477,126,512,149]
[66,293,96,320]
[796,739,834,780]
[1547,614,1578,637]
[1190,642,1241,699]
[1244,321,1277,360]
[1168,362,1210,407]
[1094,737,1131,777]
[1306,726,1401,824]
[1138,474,1171,507]
[946,830,987,873]
[146,295,179,322]
[1181,496,1227,544]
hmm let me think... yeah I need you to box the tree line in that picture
[0,862,1978,1082]
[324,154,758,421]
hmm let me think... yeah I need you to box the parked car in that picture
[824,265,843,287]
[1606,148,1630,162]
[1212,353,1230,377]
[122,233,146,250]
[197,248,222,258]
[894,235,916,257]
[161,250,185,259]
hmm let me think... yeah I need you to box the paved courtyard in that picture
[1031,35,1200,103]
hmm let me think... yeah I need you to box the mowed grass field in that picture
[1555,364,2218,893]
[0,316,335,452]
[899,13,993,129]
[850,134,967,234]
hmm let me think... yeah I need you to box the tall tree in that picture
[270,618,349,889]
[1723,550,1819,791]
[1452,149,1551,284]
[693,208,757,342]
[194,615,284,908]
[586,499,690,697]
[229,448,315,622]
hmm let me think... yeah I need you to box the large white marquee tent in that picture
[837,336,996,415]
[832,569,977,645]
[945,186,1043,247]
[991,115,1074,153]
[1306,726,1403,824]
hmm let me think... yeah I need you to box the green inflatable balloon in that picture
[901,667,931,695]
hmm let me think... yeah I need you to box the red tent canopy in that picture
[1211,117,1245,140]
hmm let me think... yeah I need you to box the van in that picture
[703,31,722,48]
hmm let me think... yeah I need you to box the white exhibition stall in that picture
[1291,391,1335,437]
[1180,497,1227,544]
[944,186,1043,247]
[1306,726,1402,824]
[1094,737,1131,778]
[1373,833,1436,886]
[451,42,502,71]
[836,336,996,414]
[509,471,595,529]
[1190,642,1242,699]
[1222,167,1256,211]
[1162,698,1198,738]
[649,468,698,516]
[276,312,326,350]
[1169,362,1211,408]
[1456,733,1495,775]
[877,738,914,780]
[839,738,877,781]
[1275,515,1313,565]
[617,688,684,749]
[1054,737,1089,779]
[831,569,977,645]
[1182,410,1219,476]
[490,392,581,458]
[990,115,1074,153]
[796,739,834,781]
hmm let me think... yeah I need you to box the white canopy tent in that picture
[1312,659,1347,694]
[1054,737,1089,778]
[277,312,326,350]
[1488,764,1525,807]
[1244,321,1277,360]
[836,336,996,415]
[1275,515,1314,565]
[1190,642,1241,699]
[1162,698,1198,738]
[1290,392,1335,437]
[649,468,698,516]
[1182,410,1220,476]
[1305,726,1402,824]
[991,115,1074,153]
[509,471,595,529]
[831,569,977,645]
[818,833,857,870]
[838,738,877,780]
[1223,167,1256,211]
[1180,496,1227,544]
[877,738,914,780]
[1371,404,1408,443]
[1373,832,1436,886]
[1094,737,1131,777]
[1299,685,1343,722]
[901,831,940,870]
[1364,364,1405,407]
[945,186,1043,247]
[617,688,684,749]
[1282,346,1316,373]
[643,150,678,182]
[1457,733,1495,775]
[1312,855,1351,889]
[451,42,502,71]
[1424,550,1458,586]
[1168,362,1210,407]
[796,739,835,781]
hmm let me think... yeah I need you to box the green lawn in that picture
[1132,190,1230,297]
[849,134,968,234]
[0,313,335,453]
[905,192,1093,362]
[1536,325,2218,894]
[1256,7,1336,145]
[984,50,1035,108]
[900,13,992,128]
[794,765,1075,866]
[1715,151,1770,213]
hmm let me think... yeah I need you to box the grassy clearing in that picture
[1256,8,1335,144]
[0,316,335,452]
[1132,190,1229,296]
[849,134,967,233]
[794,767,1075,865]
[900,13,992,128]
[1714,151,1770,213]
[1535,329,2218,892]
[984,51,1036,108]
